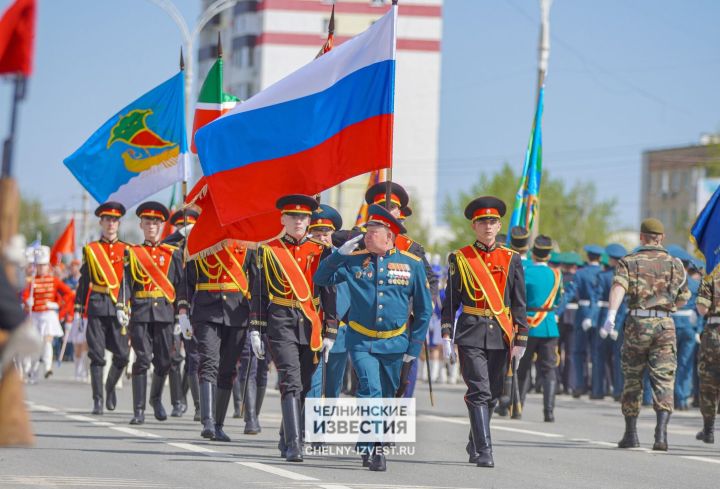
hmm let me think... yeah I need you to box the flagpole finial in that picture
[217,32,223,58]
[179,47,185,71]
[329,4,335,35]
[392,0,398,5]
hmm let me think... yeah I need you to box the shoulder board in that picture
[498,245,518,255]
[351,249,370,256]
[399,249,421,262]
[160,243,178,252]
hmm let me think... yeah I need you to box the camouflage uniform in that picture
[613,245,690,416]
[697,273,720,421]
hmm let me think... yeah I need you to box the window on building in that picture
[661,170,669,196]
[232,48,243,68]
[247,46,255,68]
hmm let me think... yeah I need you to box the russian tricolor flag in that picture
[195,5,397,226]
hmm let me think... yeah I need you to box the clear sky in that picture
[1,0,719,230]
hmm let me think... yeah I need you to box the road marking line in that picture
[419,414,468,425]
[66,414,98,423]
[492,426,564,438]
[235,462,319,481]
[682,455,720,465]
[28,403,58,412]
[167,442,218,454]
[317,485,356,489]
[110,426,161,438]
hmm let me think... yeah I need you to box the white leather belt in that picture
[597,301,610,308]
[630,309,670,318]
[672,310,695,317]
[706,317,720,325]
[578,300,591,307]
[565,303,578,310]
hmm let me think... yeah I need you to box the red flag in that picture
[0,0,36,76]
[50,218,75,266]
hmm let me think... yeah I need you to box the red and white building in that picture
[198,0,443,233]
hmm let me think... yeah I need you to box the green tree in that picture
[19,197,51,244]
[441,162,617,254]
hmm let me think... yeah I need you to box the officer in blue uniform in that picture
[569,245,603,397]
[314,204,433,472]
[593,243,628,400]
[306,204,352,400]
[667,246,700,410]
[517,235,563,422]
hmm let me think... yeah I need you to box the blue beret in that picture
[584,244,605,256]
[605,243,627,259]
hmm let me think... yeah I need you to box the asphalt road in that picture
[3,365,719,489]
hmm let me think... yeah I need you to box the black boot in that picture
[653,410,670,451]
[543,378,557,422]
[129,374,146,425]
[188,373,200,422]
[468,405,494,468]
[232,374,243,418]
[149,373,168,421]
[618,416,639,448]
[696,416,715,444]
[214,388,232,442]
[256,384,266,416]
[368,444,387,472]
[244,376,261,434]
[169,367,184,417]
[104,364,123,412]
[90,366,104,415]
[200,381,216,439]
[518,370,532,407]
[281,396,303,462]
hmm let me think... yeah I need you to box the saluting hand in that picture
[338,234,363,255]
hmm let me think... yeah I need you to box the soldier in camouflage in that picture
[695,270,720,444]
[600,218,690,451]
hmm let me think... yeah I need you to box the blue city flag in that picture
[691,183,720,275]
[64,72,188,207]
[510,86,544,231]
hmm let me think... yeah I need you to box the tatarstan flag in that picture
[191,55,239,153]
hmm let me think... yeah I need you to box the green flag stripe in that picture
[197,58,223,104]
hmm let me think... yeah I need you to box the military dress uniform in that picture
[181,239,257,442]
[306,205,351,401]
[163,209,201,419]
[364,183,439,399]
[441,197,528,468]
[73,202,130,414]
[517,236,562,422]
[611,219,690,451]
[695,270,720,443]
[314,204,433,472]
[121,202,186,425]
[250,195,337,462]
[569,245,603,396]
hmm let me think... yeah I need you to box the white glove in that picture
[322,338,335,363]
[512,346,526,360]
[116,308,129,327]
[173,323,181,335]
[250,330,265,359]
[80,318,88,335]
[695,333,702,344]
[179,313,193,340]
[338,234,363,255]
[601,310,616,338]
[598,327,608,339]
[403,354,416,363]
[581,318,593,331]
[609,328,619,341]
[442,337,454,360]
[25,296,34,309]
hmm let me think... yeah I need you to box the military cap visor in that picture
[641,218,664,235]
[95,201,126,218]
[136,201,169,222]
[309,204,342,231]
[364,182,409,208]
[170,209,199,227]
[464,196,506,221]
[366,204,406,235]
[276,194,319,215]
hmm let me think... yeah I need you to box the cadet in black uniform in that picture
[249,194,338,462]
[178,237,257,442]
[119,202,186,425]
[73,202,130,415]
